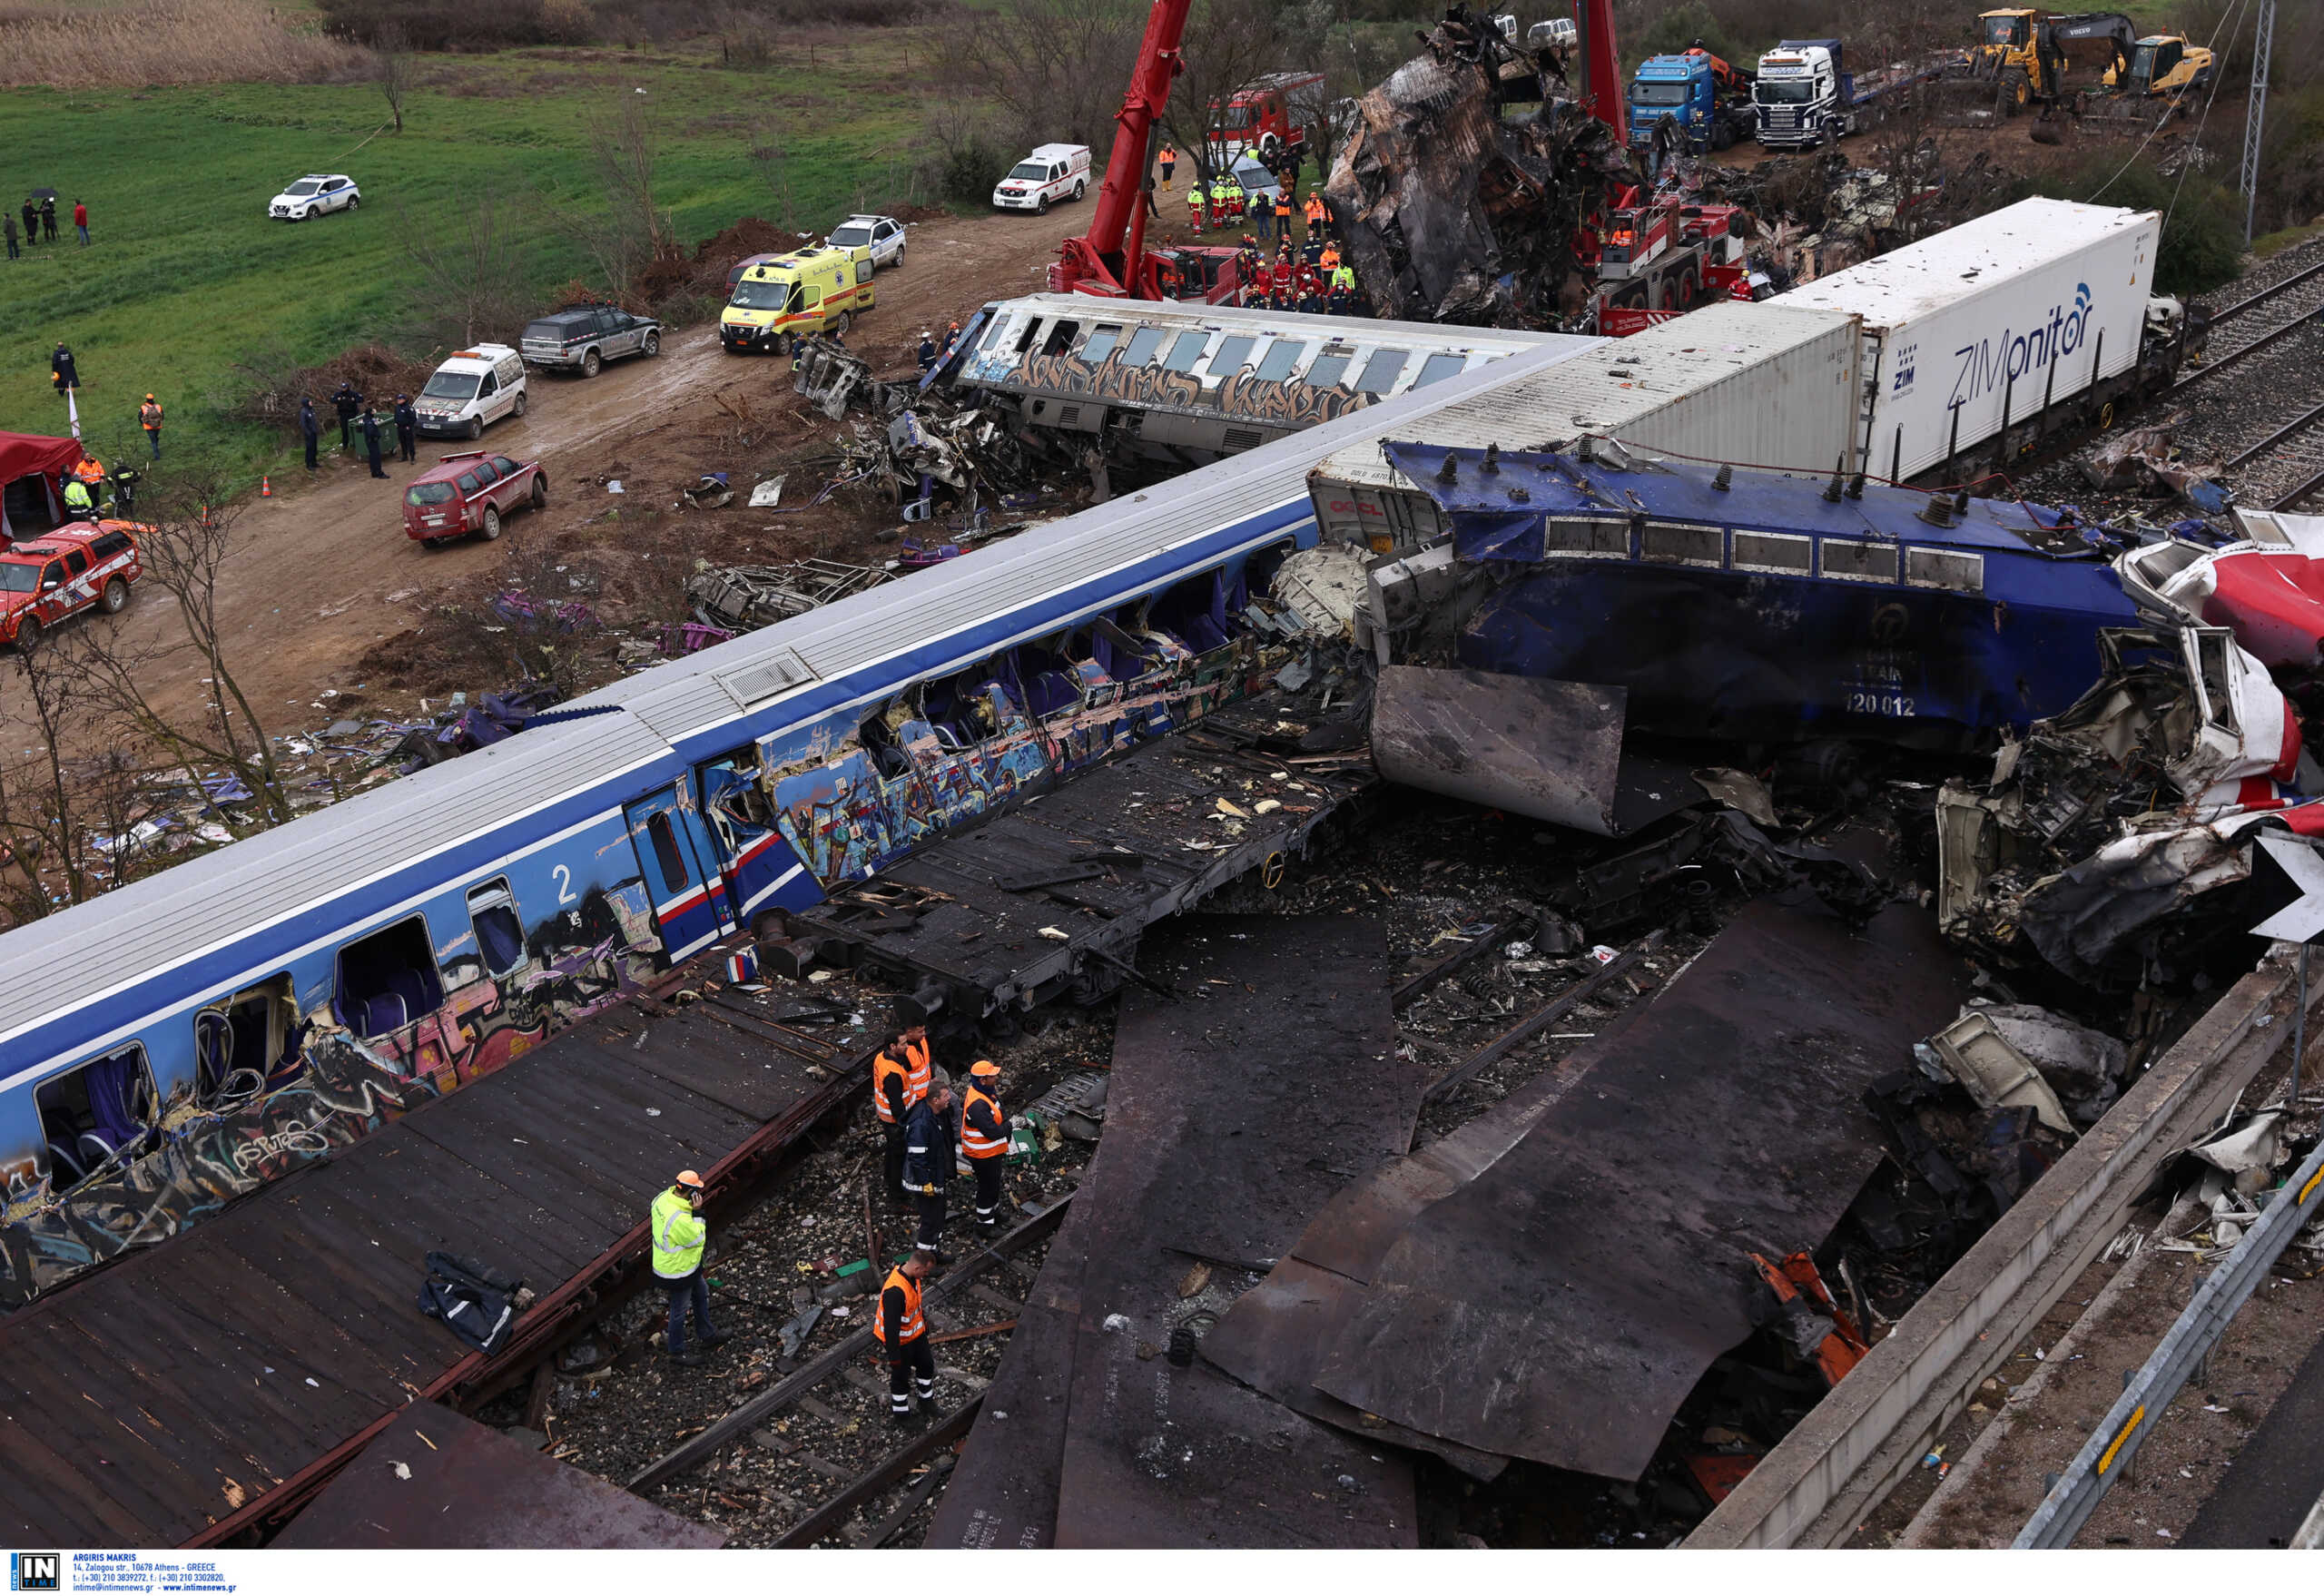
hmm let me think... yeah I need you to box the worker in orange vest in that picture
[876,1251,937,1422]
[1304,191,1328,240]
[139,394,163,458]
[960,1060,1012,1232]
[1158,143,1177,190]
[872,1025,932,1205]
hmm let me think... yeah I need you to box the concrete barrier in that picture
[1688,951,2317,1548]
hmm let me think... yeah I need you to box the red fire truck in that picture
[1206,70,1326,165]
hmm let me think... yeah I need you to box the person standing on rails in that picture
[903,1082,956,1264]
[649,1169,731,1368]
[877,1252,937,1422]
[872,1025,932,1206]
[960,1060,1012,1233]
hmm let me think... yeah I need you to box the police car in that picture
[268,174,361,222]
[0,523,143,650]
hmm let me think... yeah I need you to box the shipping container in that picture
[1307,300,1863,553]
[1778,197,2160,483]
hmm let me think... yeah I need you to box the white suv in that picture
[827,214,907,270]
[269,174,360,222]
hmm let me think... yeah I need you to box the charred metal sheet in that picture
[1371,665,1626,835]
[1310,899,1970,1481]
[922,1197,1094,1550]
[1049,915,1419,1547]
[275,1404,722,1549]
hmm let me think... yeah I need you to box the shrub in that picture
[2046,157,2244,299]
[0,0,369,89]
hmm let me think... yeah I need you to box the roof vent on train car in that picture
[714,647,821,710]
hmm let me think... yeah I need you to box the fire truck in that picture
[1206,70,1326,166]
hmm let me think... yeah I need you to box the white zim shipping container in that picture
[1307,300,1863,552]
[1778,197,2160,482]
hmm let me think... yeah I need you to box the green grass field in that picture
[0,35,933,483]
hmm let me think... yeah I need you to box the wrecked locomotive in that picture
[0,337,1616,1308]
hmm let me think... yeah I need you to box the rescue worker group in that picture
[1174,153,1364,317]
[648,1029,1016,1422]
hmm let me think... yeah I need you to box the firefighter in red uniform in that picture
[877,1252,937,1421]
[872,1026,932,1206]
[960,1060,1011,1232]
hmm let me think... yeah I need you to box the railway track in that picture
[2175,258,2324,394]
[2224,396,2324,512]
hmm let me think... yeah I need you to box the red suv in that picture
[0,522,143,649]
[403,451,547,547]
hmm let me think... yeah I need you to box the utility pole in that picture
[2240,0,2275,243]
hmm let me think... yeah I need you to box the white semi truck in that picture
[1753,38,1937,149]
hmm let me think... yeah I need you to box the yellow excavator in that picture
[1949,9,2132,115]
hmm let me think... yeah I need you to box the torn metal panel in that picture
[793,340,916,421]
[2118,508,2324,670]
[1307,899,1970,1482]
[1918,1011,2073,1135]
[274,1404,723,1549]
[686,560,895,632]
[1049,915,1420,1546]
[1372,665,1628,835]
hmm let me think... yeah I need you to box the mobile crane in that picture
[1048,0,1249,305]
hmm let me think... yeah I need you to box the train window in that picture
[37,1044,155,1189]
[1041,320,1080,358]
[1820,539,1899,583]
[336,914,446,1040]
[860,701,915,779]
[1086,616,1163,681]
[1122,325,1170,365]
[1081,325,1123,363]
[1255,340,1305,383]
[1161,330,1210,372]
[1354,349,1410,394]
[1905,547,1984,593]
[2192,631,2240,734]
[1734,531,1813,574]
[1005,641,1084,718]
[1543,517,1630,557]
[1413,352,1470,389]
[1011,316,1042,356]
[1149,568,1234,654]
[1305,350,1354,389]
[646,813,691,888]
[466,879,527,979]
[1641,521,1723,566]
[1207,335,1256,377]
[195,975,298,1101]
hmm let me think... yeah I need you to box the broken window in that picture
[858,702,914,780]
[1255,340,1306,383]
[1354,349,1410,394]
[466,879,527,979]
[1544,517,1631,558]
[646,813,691,888]
[1905,547,1984,593]
[1305,350,1354,389]
[37,1044,154,1188]
[1011,314,1041,356]
[2192,630,2240,734]
[1078,616,1166,682]
[1005,641,1085,718]
[1734,530,1814,573]
[1122,325,1170,365]
[1821,538,1900,583]
[1162,330,1211,372]
[1641,521,1723,566]
[1148,567,1235,654]
[1080,325,1123,363]
[924,662,1010,748]
[336,914,446,1039]
[1040,320,1080,358]
[195,975,299,1101]
[1207,334,1256,377]
[1413,352,1470,389]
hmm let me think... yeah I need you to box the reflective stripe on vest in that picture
[961,1084,1008,1159]
[650,1187,705,1278]
[874,1267,925,1343]
[872,1039,931,1122]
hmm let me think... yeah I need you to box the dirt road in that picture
[98,206,1077,730]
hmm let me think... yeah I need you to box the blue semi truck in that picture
[1625,48,1756,154]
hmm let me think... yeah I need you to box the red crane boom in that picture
[1578,0,1626,144]
[1053,0,1195,299]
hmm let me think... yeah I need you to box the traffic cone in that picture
[260,475,271,498]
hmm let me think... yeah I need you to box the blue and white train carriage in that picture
[0,331,1604,1304]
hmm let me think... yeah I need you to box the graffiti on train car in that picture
[0,1034,434,1309]
[1002,350,1376,429]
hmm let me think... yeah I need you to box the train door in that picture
[623,785,733,963]
[698,751,816,931]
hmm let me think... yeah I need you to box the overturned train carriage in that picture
[0,336,1616,1310]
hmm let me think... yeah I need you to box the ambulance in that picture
[719,246,876,354]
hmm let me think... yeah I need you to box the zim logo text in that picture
[1950,282,2093,408]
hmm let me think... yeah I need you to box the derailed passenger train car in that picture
[0,335,1610,1309]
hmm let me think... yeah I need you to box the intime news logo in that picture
[10,1553,60,1592]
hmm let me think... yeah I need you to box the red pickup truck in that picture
[0,522,143,649]
[403,451,547,547]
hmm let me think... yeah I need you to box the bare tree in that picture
[1155,0,1297,197]
[749,133,799,232]
[377,24,415,135]
[0,628,101,914]
[944,0,1147,157]
[562,90,673,296]
[399,193,536,347]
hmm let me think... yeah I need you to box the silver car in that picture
[827,214,907,270]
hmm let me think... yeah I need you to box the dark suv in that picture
[520,303,662,377]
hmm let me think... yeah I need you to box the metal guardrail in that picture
[2013,1131,2324,1548]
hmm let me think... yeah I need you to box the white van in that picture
[414,343,528,439]
[992,143,1092,213]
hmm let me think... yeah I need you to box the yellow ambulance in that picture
[719,245,875,354]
